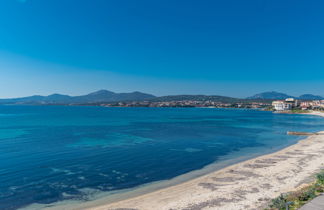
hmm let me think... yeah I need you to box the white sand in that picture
[304,111,324,118]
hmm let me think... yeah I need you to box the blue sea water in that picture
[0,105,323,209]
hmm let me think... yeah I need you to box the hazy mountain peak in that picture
[299,94,324,100]
[47,93,70,97]
[87,90,115,96]
[247,91,324,100]
[247,91,294,99]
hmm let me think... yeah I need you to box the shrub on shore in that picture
[317,171,324,184]
[269,194,288,209]
[266,170,324,210]
[289,108,310,114]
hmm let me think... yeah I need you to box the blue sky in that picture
[0,0,323,98]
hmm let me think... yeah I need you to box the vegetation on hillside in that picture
[289,108,311,114]
[263,106,274,111]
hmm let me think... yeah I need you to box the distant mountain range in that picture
[0,90,156,105]
[0,90,322,105]
[0,91,248,105]
[247,91,324,100]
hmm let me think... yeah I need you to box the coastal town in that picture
[272,98,324,111]
[99,100,270,109]
[98,98,324,112]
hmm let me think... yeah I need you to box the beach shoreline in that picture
[40,111,324,210]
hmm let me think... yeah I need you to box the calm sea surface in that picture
[0,105,323,209]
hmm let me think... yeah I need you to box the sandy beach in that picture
[42,112,324,210]
[78,112,323,210]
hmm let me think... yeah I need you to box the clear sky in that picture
[0,0,323,98]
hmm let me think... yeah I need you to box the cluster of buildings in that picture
[94,98,324,112]
[101,100,270,109]
[95,97,324,111]
[272,98,324,111]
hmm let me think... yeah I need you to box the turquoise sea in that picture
[0,105,323,209]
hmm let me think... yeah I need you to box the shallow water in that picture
[0,105,323,209]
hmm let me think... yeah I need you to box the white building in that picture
[285,98,298,107]
[301,100,324,109]
[272,100,292,111]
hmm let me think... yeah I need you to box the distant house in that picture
[300,101,312,109]
[312,100,322,108]
[301,100,324,109]
[285,98,299,107]
[272,100,292,111]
